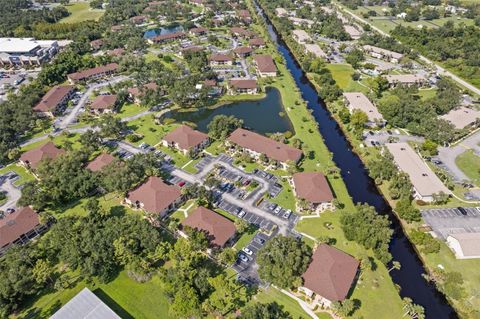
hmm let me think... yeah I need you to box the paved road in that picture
[0,177,21,211]
[437,129,480,182]
[364,131,425,145]
[58,76,128,129]
[335,3,480,96]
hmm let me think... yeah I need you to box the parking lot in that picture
[217,199,276,232]
[233,231,272,285]
[422,207,480,239]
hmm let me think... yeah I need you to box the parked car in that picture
[6,208,15,214]
[238,210,246,218]
[283,209,291,219]
[242,247,253,255]
[268,203,277,211]
[177,181,186,187]
[254,237,265,245]
[238,253,249,263]
[273,206,282,214]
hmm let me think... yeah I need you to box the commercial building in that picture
[162,125,209,155]
[0,38,59,66]
[299,244,359,308]
[362,45,403,63]
[33,85,75,118]
[385,74,427,87]
[19,142,65,170]
[253,55,277,77]
[228,79,258,95]
[0,207,46,255]
[51,288,120,319]
[343,92,385,127]
[385,143,451,202]
[125,176,183,217]
[181,207,236,248]
[292,30,312,44]
[227,128,302,168]
[447,233,480,259]
[293,172,334,212]
[67,63,119,84]
[440,107,480,129]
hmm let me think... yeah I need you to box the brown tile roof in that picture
[20,142,65,169]
[150,31,185,42]
[163,125,209,150]
[249,38,265,47]
[189,27,208,34]
[209,53,233,62]
[228,79,257,90]
[127,82,159,98]
[90,95,117,110]
[86,153,116,172]
[0,207,40,248]
[237,9,251,18]
[67,63,119,82]
[228,128,302,163]
[130,15,147,24]
[33,85,74,113]
[182,206,236,247]
[233,46,253,55]
[302,244,359,301]
[204,79,217,87]
[293,172,333,203]
[108,48,126,56]
[181,46,204,54]
[254,55,277,73]
[111,25,123,32]
[127,176,182,214]
[230,27,253,37]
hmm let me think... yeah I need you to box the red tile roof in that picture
[302,244,359,301]
[67,63,119,82]
[90,95,117,110]
[150,31,185,43]
[254,55,277,73]
[0,207,40,248]
[228,79,257,90]
[233,46,253,55]
[33,85,74,113]
[182,207,236,247]
[86,153,116,172]
[189,27,208,34]
[249,38,265,47]
[209,53,233,62]
[127,176,182,214]
[20,142,65,169]
[293,172,333,203]
[163,125,209,150]
[127,82,159,98]
[228,128,302,163]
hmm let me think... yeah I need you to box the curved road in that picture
[334,3,480,96]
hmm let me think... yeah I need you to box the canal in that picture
[254,3,457,319]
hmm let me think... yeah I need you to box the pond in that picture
[143,25,184,39]
[165,87,294,134]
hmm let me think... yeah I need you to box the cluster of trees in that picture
[340,204,392,264]
[312,12,350,41]
[377,82,458,144]
[0,209,165,316]
[391,22,480,86]
[304,58,343,103]
[207,115,244,140]
[256,236,312,288]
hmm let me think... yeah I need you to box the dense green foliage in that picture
[392,22,480,87]
[256,236,312,288]
[207,115,244,140]
[240,302,293,319]
[340,204,392,264]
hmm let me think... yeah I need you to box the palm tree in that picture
[388,261,401,272]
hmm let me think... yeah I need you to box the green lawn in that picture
[59,2,104,24]
[252,287,313,318]
[269,177,296,211]
[0,164,35,186]
[418,88,437,101]
[324,64,369,94]
[455,150,480,187]
[116,103,149,119]
[15,271,173,319]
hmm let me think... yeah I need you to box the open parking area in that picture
[422,207,480,240]
[217,199,276,232]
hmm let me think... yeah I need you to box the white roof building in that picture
[440,107,480,129]
[385,74,427,86]
[292,30,312,44]
[51,288,120,319]
[447,233,480,259]
[305,44,328,59]
[0,38,58,66]
[289,17,314,27]
[344,25,362,39]
[385,143,451,202]
[275,7,288,17]
[343,92,385,126]
[363,45,403,63]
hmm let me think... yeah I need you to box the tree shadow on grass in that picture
[93,288,134,319]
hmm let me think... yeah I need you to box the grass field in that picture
[59,2,104,24]
[455,150,480,187]
[15,271,173,319]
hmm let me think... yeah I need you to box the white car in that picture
[274,206,282,214]
[238,210,246,218]
[242,247,253,255]
[283,209,291,219]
